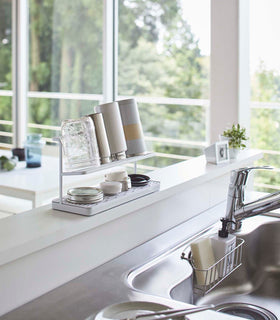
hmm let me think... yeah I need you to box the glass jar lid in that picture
[66,187,103,204]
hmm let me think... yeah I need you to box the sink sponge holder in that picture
[181,237,244,296]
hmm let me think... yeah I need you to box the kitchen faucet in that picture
[225,166,280,232]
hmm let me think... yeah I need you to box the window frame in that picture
[12,0,28,147]
[0,0,251,155]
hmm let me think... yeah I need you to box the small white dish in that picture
[105,176,131,192]
[100,181,122,195]
[105,170,128,182]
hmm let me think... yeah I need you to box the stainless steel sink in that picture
[127,236,194,304]
[195,214,280,318]
[128,214,280,318]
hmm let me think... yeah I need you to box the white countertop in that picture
[0,149,262,267]
[0,152,78,194]
[0,154,58,194]
[0,150,121,207]
[0,201,248,320]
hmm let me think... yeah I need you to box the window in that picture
[118,0,210,169]
[28,0,103,142]
[250,0,280,192]
[0,0,211,170]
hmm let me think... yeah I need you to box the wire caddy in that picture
[181,237,244,296]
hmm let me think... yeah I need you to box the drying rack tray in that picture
[52,180,160,216]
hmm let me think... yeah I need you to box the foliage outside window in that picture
[1,0,211,170]
[250,0,280,192]
[29,0,103,132]
[118,0,210,168]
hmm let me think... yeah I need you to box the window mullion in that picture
[12,0,28,147]
[103,0,114,103]
[113,0,118,101]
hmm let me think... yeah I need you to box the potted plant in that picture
[221,124,248,159]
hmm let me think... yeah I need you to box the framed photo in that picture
[204,141,230,164]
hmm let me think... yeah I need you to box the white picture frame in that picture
[204,141,230,165]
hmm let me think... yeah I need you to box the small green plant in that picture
[222,124,248,149]
[0,156,17,171]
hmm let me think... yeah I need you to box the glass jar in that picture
[24,133,45,168]
[61,116,100,170]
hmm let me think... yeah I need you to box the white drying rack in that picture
[51,138,159,216]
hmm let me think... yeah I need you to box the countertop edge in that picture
[0,150,262,266]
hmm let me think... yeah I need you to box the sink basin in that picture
[127,214,280,318]
[195,215,280,318]
[127,231,197,304]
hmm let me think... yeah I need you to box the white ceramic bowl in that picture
[100,181,122,195]
[105,170,128,182]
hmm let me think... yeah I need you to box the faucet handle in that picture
[235,165,273,173]
[230,166,273,187]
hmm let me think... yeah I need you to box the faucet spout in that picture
[225,166,279,232]
[234,191,280,221]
